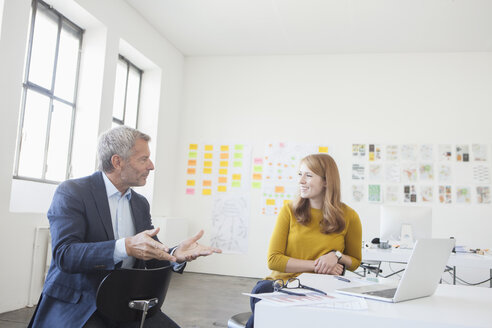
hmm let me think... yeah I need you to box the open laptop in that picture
[337,238,455,303]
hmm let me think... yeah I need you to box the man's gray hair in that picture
[97,126,150,172]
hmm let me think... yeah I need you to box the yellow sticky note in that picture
[204,153,213,159]
[220,145,229,151]
[189,144,198,150]
[266,199,275,205]
[220,161,229,167]
[203,168,212,174]
[219,168,228,175]
[203,180,212,187]
[318,146,328,153]
[202,189,212,195]
[218,185,227,192]
[205,145,213,151]
[232,174,241,180]
[186,180,195,186]
[204,161,213,167]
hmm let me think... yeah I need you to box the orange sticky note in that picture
[187,168,196,174]
[186,180,195,186]
[253,173,262,180]
[202,189,212,195]
[218,177,227,183]
[205,145,214,151]
[218,185,227,192]
[220,161,229,167]
[220,153,229,159]
[219,169,228,175]
[203,180,212,186]
[188,159,197,166]
[232,174,241,180]
[203,168,212,174]
[275,186,285,193]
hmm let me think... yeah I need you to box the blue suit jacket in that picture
[30,171,178,328]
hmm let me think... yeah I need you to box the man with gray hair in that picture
[29,126,221,328]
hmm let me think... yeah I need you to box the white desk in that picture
[362,248,492,286]
[255,273,492,328]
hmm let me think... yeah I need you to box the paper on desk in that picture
[243,291,367,310]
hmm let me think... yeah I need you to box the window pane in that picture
[54,23,80,102]
[17,90,50,178]
[45,100,73,181]
[112,60,127,122]
[124,66,141,128]
[111,121,120,129]
[28,4,58,89]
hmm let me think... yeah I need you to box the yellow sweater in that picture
[266,202,362,281]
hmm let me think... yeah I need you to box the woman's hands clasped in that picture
[314,252,344,275]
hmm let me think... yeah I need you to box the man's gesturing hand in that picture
[125,227,176,262]
[174,230,222,263]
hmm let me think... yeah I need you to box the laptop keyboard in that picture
[364,288,397,298]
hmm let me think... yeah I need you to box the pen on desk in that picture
[334,276,351,283]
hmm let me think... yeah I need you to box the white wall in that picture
[174,53,492,282]
[0,0,184,313]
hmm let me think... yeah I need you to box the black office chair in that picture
[96,266,172,328]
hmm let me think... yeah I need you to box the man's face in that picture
[119,138,155,189]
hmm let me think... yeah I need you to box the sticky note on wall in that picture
[275,186,285,193]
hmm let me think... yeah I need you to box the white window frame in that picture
[13,0,83,184]
[112,54,143,128]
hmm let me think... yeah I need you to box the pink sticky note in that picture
[186,188,195,195]
[254,157,263,165]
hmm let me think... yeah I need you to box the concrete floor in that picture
[0,272,258,328]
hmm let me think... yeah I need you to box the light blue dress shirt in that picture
[102,172,136,268]
[103,173,185,271]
